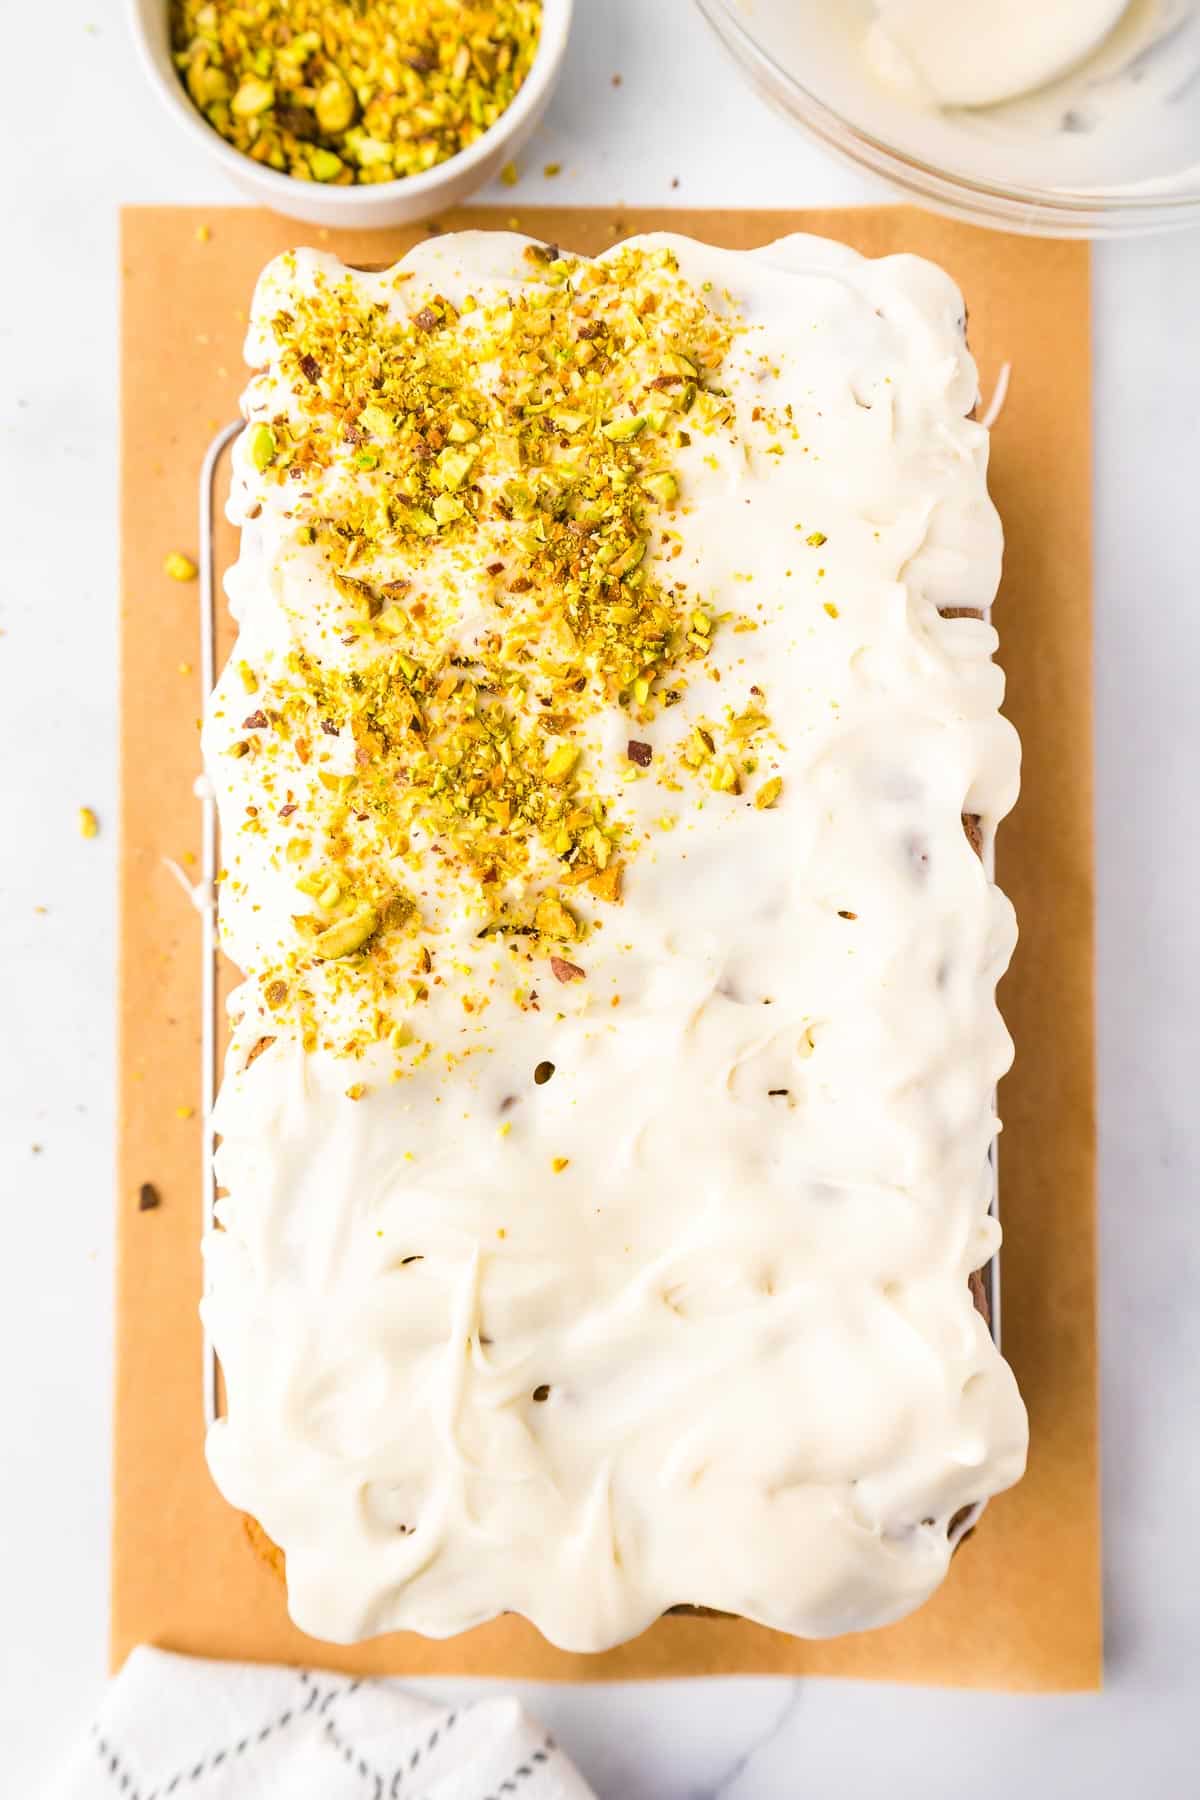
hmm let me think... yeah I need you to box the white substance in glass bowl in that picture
[869,0,1131,108]
[698,0,1200,231]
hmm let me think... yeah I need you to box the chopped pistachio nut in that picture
[170,0,542,187]
[309,148,345,183]
[755,776,782,810]
[641,469,678,506]
[248,421,277,470]
[315,904,379,958]
[534,894,577,941]
[78,805,99,839]
[602,414,647,442]
[164,550,198,581]
[231,75,274,117]
[543,743,580,785]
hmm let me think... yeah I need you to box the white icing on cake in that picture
[202,231,1027,1651]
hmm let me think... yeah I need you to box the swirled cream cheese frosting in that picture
[201,230,1028,1651]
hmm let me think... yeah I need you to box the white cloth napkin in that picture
[49,1647,597,1800]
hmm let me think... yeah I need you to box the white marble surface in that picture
[2,1,1198,1793]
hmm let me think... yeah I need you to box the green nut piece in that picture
[543,743,580,784]
[231,76,275,118]
[432,492,465,525]
[357,402,395,440]
[315,905,379,959]
[309,148,345,183]
[436,446,476,492]
[355,135,394,169]
[641,470,678,506]
[602,414,647,442]
[163,550,198,581]
[248,422,277,471]
[315,76,357,135]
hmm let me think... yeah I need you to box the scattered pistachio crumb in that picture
[500,159,519,186]
[195,223,211,243]
[542,161,561,177]
[551,1156,569,1173]
[345,1082,367,1101]
[164,550,198,581]
[226,240,745,1049]
[755,777,783,810]
[78,806,99,839]
[176,1105,195,1119]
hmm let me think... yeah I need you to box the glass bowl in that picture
[696,0,1200,237]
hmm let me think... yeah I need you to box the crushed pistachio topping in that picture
[78,805,100,839]
[170,0,541,186]
[225,245,794,1053]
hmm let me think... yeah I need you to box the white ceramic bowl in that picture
[129,0,573,228]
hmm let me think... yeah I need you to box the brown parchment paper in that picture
[115,206,1099,1691]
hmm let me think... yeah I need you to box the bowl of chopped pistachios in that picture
[131,0,571,227]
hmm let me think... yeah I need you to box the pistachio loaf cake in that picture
[201,230,1028,1652]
